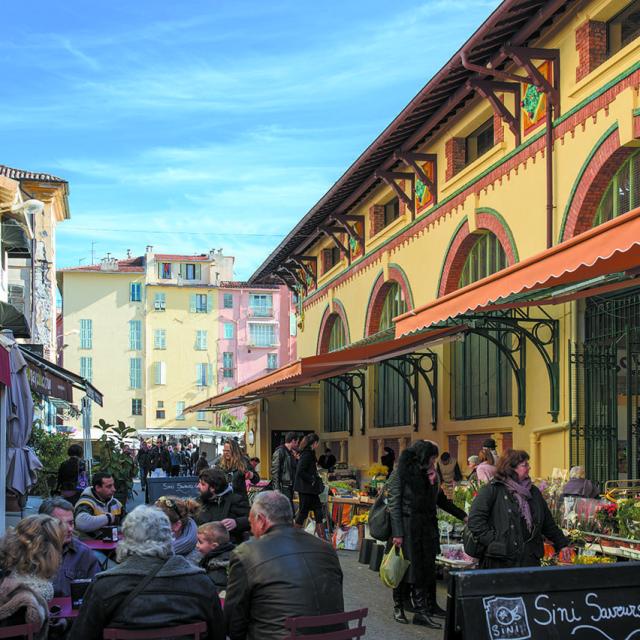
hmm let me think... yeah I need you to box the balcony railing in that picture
[248,305,273,318]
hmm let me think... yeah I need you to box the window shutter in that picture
[207,294,213,313]
[158,263,163,278]
[190,294,196,313]
[179,263,185,279]
[207,364,214,386]
[196,264,202,279]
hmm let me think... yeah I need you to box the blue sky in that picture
[2,0,499,279]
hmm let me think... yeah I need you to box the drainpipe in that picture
[546,99,554,248]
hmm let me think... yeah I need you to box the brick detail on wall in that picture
[576,20,607,83]
[634,115,640,139]
[365,267,414,336]
[445,137,466,181]
[369,204,385,236]
[493,112,504,144]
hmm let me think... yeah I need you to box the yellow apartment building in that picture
[58,248,235,433]
[190,0,640,485]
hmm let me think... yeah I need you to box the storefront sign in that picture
[27,364,73,402]
[445,562,640,639]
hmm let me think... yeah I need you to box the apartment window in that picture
[324,247,341,272]
[592,151,640,228]
[156,400,165,420]
[195,330,208,350]
[131,399,142,416]
[196,363,213,387]
[249,323,276,347]
[223,352,234,378]
[465,118,494,165]
[80,319,92,349]
[129,358,142,389]
[180,263,201,280]
[267,353,278,370]
[159,263,172,279]
[154,293,166,311]
[154,329,167,350]
[154,361,167,385]
[80,357,93,383]
[176,401,186,420]
[197,410,207,422]
[383,197,400,228]
[223,293,233,308]
[249,294,273,317]
[130,282,142,302]
[223,323,234,339]
[129,320,142,351]
[190,294,210,313]
[608,0,640,56]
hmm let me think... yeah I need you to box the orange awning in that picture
[395,207,640,337]
[185,325,464,411]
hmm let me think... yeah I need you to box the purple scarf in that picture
[504,477,533,532]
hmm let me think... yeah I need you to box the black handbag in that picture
[368,492,391,541]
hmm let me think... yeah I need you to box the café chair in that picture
[0,622,39,639]
[284,608,368,639]
[103,621,207,639]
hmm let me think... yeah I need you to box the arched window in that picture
[592,151,640,228]
[323,314,349,433]
[452,232,512,419]
[375,282,411,427]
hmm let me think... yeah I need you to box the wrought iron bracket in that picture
[456,310,560,423]
[374,170,416,218]
[288,257,317,290]
[325,370,366,436]
[380,352,438,431]
[467,79,522,146]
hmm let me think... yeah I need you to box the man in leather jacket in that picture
[224,491,343,640]
[270,432,299,509]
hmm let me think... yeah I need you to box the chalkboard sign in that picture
[145,476,199,504]
[445,561,640,639]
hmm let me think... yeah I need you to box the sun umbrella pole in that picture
[82,395,92,478]
[0,384,7,536]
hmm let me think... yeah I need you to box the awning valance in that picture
[186,325,464,412]
[2,219,31,257]
[395,207,640,337]
[20,347,104,406]
[0,301,30,339]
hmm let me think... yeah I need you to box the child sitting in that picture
[197,522,235,594]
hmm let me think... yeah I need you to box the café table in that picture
[83,538,119,570]
[49,597,79,619]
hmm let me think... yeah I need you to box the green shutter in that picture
[196,264,202,279]
[207,294,213,313]
[189,294,196,313]
[207,364,214,386]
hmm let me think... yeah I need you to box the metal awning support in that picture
[380,352,438,431]
[319,226,350,261]
[453,309,559,424]
[374,171,416,218]
[467,79,522,146]
[325,370,365,436]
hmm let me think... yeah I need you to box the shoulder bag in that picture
[368,491,391,541]
[462,484,498,559]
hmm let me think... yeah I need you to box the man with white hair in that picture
[69,505,224,640]
[224,491,344,640]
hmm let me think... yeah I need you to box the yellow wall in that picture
[273,0,640,479]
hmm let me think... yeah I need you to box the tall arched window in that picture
[452,232,512,419]
[322,315,349,433]
[375,282,411,427]
[592,150,640,228]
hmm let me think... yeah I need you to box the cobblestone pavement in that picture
[339,550,447,640]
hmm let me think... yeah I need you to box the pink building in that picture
[216,282,296,398]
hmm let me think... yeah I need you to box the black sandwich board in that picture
[445,561,640,639]
[145,476,199,504]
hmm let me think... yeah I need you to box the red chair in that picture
[284,608,368,639]
[103,621,207,639]
[0,623,39,639]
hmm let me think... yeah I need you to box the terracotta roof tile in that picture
[60,257,145,273]
[0,164,67,184]
[154,254,211,261]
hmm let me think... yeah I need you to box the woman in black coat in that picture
[386,440,466,628]
[293,433,325,538]
[467,449,571,569]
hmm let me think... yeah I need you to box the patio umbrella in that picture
[6,345,41,495]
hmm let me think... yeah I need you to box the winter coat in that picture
[467,479,569,569]
[437,458,462,484]
[0,573,50,640]
[194,487,250,545]
[213,456,260,497]
[74,487,123,538]
[270,445,297,491]
[199,542,235,592]
[293,449,323,495]
[386,459,466,586]
[224,524,343,640]
[195,456,209,474]
[68,554,223,640]
[53,538,101,597]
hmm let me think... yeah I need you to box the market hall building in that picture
[188,0,640,485]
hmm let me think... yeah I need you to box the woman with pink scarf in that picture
[467,449,571,569]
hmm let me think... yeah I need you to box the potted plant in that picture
[29,424,71,498]
[94,419,138,510]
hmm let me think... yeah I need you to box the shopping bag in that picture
[379,546,410,589]
[304,518,317,536]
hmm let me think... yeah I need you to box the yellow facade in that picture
[59,265,221,432]
[246,0,640,481]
